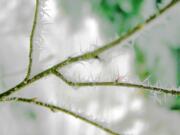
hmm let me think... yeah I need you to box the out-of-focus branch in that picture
[24,0,39,81]
[0,97,121,135]
[52,70,180,95]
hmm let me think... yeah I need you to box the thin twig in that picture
[50,0,180,68]
[0,97,121,135]
[25,0,39,81]
[80,0,179,57]
[52,70,180,95]
[0,0,179,99]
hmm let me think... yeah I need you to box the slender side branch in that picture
[52,70,180,95]
[0,0,179,99]
[0,97,121,135]
[83,0,179,57]
[48,0,180,70]
[25,0,39,81]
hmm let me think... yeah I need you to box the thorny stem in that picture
[0,0,180,134]
[52,70,180,95]
[25,0,39,81]
[0,0,179,98]
[67,0,180,58]
[0,97,121,135]
[0,0,179,100]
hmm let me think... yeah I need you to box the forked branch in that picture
[52,70,180,95]
[0,1,180,134]
[0,0,179,100]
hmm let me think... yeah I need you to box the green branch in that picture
[52,70,180,95]
[85,0,178,57]
[40,0,180,71]
[0,97,121,135]
[25,0,39,81]
[35,0,180,72]
[0,0,179,99]
[0,1,179,134]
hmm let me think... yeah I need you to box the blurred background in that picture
[0,0,180,135]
